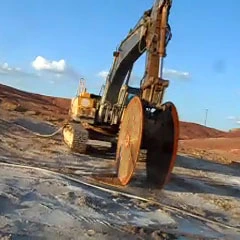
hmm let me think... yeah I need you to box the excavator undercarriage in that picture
[62,0,179,189]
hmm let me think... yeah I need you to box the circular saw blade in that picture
[116,96,144,186]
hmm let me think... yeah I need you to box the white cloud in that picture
[55,73,62,78]
[0,62,20,74]
[0,62,35,78]
[31,56,80,80]
[163,68,191,80]
[227,116,236,120]
[97,70,109,79]
[227,116,240,125]
[32,56,66,73]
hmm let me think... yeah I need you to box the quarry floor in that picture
[0,108,240,240]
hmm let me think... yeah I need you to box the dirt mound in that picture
[226,129,240,138]
[179,137,240,163]
[0,83,70,123]
[179,121,225,140]
[0,83,231,140]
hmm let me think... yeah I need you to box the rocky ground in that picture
[0,83,240,239]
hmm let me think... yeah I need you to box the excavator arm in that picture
[100,9,150,104]
[98,0,172,123]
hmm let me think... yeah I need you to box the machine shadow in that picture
[166,173,240,199]
[120,154,240,199]
[84,145,116,160]
[175,154,240,178]
[13,118,58,135]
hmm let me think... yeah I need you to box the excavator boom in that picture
[100,10,150,105]
[98,0,172,123]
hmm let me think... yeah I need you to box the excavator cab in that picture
[117,85,140,107]
[110,84,141,125]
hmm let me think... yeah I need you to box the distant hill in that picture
[179,121,226,140]
[0,83,70,123]
[0,83,70,111]
[227,128,240,138]
[0,83,233,139]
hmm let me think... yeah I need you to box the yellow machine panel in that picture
[70,89,97,123]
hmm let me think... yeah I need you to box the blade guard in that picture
[144,101,179,188]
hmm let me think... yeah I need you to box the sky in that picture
[0,0,239,131]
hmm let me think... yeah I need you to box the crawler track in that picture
[62,122,89,153]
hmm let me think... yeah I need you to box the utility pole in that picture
[204,109,208,126]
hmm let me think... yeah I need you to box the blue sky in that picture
[0,0,239,131]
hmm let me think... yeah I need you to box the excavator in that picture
[62,0,179,189]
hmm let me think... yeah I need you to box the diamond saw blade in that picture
[116,96,144,186]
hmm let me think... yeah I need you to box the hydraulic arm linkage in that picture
[95,0,180,189]
[141,0,172,108]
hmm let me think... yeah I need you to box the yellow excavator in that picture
[62,0,179,189]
